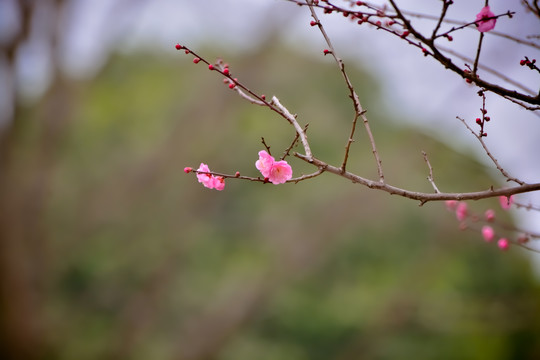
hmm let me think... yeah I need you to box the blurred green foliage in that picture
[15,42,540,359]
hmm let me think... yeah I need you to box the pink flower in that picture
[212,176,225,191]
[455,202,468,221]
[481,226,495,242]
[475,6,496,32]
[484,209,495,222]
[255,151,275,178]
[445,200,458,211]
[255,150,293,185]
[268,159,293,184]
[497,238,509,251]
[499,195,513,210]
[196,163,225,191]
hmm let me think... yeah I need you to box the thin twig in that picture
[261,137,272,155]
[291,168,325,183]
[514,201,540,212]
[306,0,384,181]
[456,116,525,185]
[281,124,308,161]
[437,45,536,96]
[431,0,451,40]
[473,32,484,77]
[189,168,323,184]
[422,150,440,193]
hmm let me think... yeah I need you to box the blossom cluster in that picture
[255,150,293,185]
[185,163,225,191]
[185,150,293,191]
[445,195,526,252]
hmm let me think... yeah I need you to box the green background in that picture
[3,39,539,360]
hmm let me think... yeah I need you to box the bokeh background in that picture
[1,1,540,360]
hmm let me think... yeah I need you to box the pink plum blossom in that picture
[196,163,225,191]
[484,209,495,222]
[255,150,293,185]
[497,238,509,251]
[455,202,468,221]
[481,226,495,242]
[445,200,458,211]
[499,195,513,210]
[255,150,275,178]
[475,6,497,32]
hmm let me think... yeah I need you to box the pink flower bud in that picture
[497,238,509,251]
[481,226,495,242]
[184,167,192,174]
[484,209,495,222]
[445,200,458,211]
[455,202,468,221]
[499,195,513,210]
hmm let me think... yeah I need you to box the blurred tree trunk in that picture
[0,1,68,359]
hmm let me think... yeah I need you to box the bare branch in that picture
[306,0,384,181]
[457,116,525,185]
[271,96,313,160]
[295,153,540,203]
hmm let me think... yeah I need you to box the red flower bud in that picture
[175,43,183,50]
[193,57,200,64]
